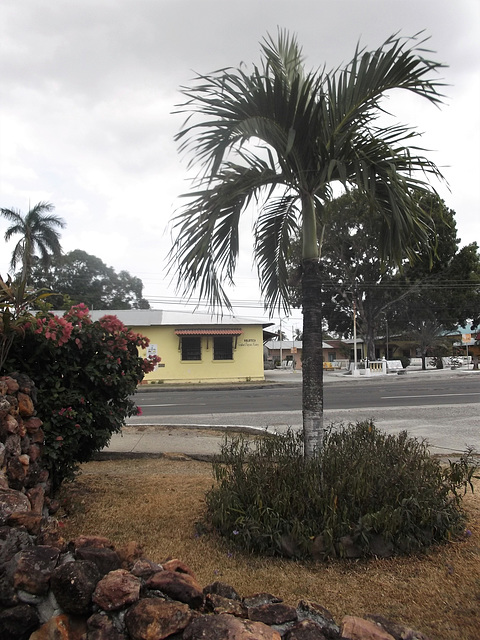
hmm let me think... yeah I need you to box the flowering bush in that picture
[4,304,160,489]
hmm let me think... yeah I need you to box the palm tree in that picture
[1,201,66,283]
[169,31,446,457]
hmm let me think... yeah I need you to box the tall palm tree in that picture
[1,201,66,283]
[169,31,446,457]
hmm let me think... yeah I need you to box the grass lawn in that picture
[58,455,480,640]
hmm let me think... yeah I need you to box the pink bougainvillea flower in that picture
[136,406,143,415]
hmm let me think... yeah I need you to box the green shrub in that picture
[205,422,477,559]
[4,304,159,489]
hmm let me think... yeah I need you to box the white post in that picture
[279,318,283,368]
[353,300,358,375]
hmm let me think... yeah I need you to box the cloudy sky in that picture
[1,0,479,331]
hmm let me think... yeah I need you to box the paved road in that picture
[132,375,479,416]
[103,368,480,458]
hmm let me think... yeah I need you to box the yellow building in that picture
[89,309,272,384]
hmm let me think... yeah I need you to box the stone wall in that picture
[0,375,431,640]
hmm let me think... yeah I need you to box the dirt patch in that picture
[59,457,480,640]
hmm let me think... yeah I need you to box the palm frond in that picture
[254,194,300,311]
[170,30,446,312]
[168,163,282,308]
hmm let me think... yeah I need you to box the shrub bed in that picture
[206,421,477,559]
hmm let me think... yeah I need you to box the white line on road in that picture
[139,403,207,407]
[381,393,480,400]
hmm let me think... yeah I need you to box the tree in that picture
[29,249,150,310]
[287,192,480,363]
[390,197,480,367]
[288,191,407,360]
[169,31,445,457]
[1,202,65,283]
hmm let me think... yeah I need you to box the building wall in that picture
[136,324,266,384]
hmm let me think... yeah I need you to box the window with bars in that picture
[181,337,201,360]
[213,336,233,360]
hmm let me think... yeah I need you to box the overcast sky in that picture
[1,0,479,331]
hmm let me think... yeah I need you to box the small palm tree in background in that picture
[169,31,446,457]
[1,201,66,283]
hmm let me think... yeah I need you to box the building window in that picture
[181,337,201,360]
[214,336,233,360]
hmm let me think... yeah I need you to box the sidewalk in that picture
[99,365,479,460]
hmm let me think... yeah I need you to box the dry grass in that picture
[59,455,480,640]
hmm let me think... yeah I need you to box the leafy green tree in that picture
[30,249,150,310]
[169,31,445,457]
[287,192,480,363]
[391,197,480,366]
[288,191,407,360]
[1,202,65,283]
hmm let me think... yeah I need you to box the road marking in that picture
[381,393,480,399]
[140,403,207,407]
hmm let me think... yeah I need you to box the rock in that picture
[0,488,31,524]
[75,545,122,576]
[146,569,204,609]
[27,443,42,463]
[130,557,163,578]
[279,533,299,558]
[296,601,340,637]
[11,546,61,595]
[6,455,26,489]
[284,619,331,639]
[36,525,66,550]
[17,392,35,417]
[368,535,395,558]
[36,590,62,624]
[184,613,282,639]
[310,534,328,561]
[205,593,248,617]
[0,603,40,640]
[50,559,101,615]
[93,568,141,611]
[23,417,43,434]
[4,433,21,458]
[87,612,126,640]
[0,396,12,418]
[365,615,432,640]
[125,598,192,640]
[0,442,6,466]
[17,588,44,605]
[3,413,18,433]
[1,377,19,394]
[248,602,298,625]
[9,373,36,397]
[243,592,283,607]
[204,580,241,600]
[6,512,43,535]
[75,534,113,549]
[18,453,30,466]
[341,616,396,640]
[27,485,45,515]
[339,535,362,559]
[0,527,34,563]
[117,540,144,568]
[29,613,88,639]
[162,557,197,578]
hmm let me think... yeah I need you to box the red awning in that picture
[175,328,243,336]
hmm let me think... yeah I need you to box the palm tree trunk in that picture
[301,258,324,458]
